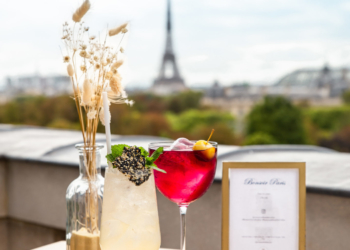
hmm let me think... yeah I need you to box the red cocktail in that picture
[149,140,218,250]
[149,147,217,205]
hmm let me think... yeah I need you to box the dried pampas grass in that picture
[72,0,91,23]
[111,60,123,70]
[87,110,97,119]
[82,79,93,105]
[109,23,128,36]
[109,74,122,95]
[67,64,74,76]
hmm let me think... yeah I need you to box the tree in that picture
[319,126,350,152]
[246,96,306,144]
[167,109,234,133]
[167,91,203,113]
[244,132,277,145]
[342,90,350,105]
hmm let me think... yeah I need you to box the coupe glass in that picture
[149,141,218,250]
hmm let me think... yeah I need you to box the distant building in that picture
[150,0,187,95]
[2,74,71,101]
[276,65,350,97]
[203,65,350,119]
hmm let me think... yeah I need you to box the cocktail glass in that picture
[149,141,218,250]
[100,167,161,250]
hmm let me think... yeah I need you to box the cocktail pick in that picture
[207,129,215,144]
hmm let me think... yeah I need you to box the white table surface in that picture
[32,241,176,250]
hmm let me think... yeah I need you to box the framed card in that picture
[222,162,306,250]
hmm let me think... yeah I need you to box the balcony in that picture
[1,125,350,250]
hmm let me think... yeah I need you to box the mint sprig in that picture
[146,147,165,173]
[106,144,166,173]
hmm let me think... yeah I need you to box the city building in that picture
[1,74,71,101]
[150,0,187,95]
[203,65,350,119]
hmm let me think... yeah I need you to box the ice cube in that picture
[168,138,194,150]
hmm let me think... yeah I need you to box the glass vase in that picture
[66,144,104,250]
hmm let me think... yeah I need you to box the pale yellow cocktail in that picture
[100,167,161,250]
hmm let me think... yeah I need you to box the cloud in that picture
[1,0,350,87]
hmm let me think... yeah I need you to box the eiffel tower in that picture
[152,0,186,95]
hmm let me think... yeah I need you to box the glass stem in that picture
[179,205,188,250]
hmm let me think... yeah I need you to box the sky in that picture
[2,0,350,88]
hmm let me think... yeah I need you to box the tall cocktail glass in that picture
[100,167,161,250]
[149,141,218,250]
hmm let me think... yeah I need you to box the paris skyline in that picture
[2,0,350,88]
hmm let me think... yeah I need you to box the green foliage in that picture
[167,91,203,113]
[148,147,163,163]
[246,96,306,144]
[305,106,350,132]
[166,109,236,144]
[47,118,80,130]
[0,92,236,145]
[145,147,166,173]
[130,94,167,113]
[106,144,165,173]
[106,154,115,163]
[244,132,277,145]
[190,122,237,145]
[139,147,149,157]
[168,109,234,132]
[342,90,350,105]
[0,95,78,126]
[110,144,130,159]
[107,144,150,162]
[319,126,350,152]
[130,91,203,114]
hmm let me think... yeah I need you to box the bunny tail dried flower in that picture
[109,23,128,36]
[109,74,123,95]
[111,60,123,70]
[82,79,93,105]
[72,0,91,23]
[67,64,74,76]
[87,110,97,119]
[105,71,113,80]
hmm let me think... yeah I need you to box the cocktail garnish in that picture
[106,144,165,186]
[207,129,214,144]
[193,129,216,160]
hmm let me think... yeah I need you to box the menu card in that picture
[222,162,305,250]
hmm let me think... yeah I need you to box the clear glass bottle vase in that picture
[66,144,104,250]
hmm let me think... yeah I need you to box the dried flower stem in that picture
[70,76,86,142]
